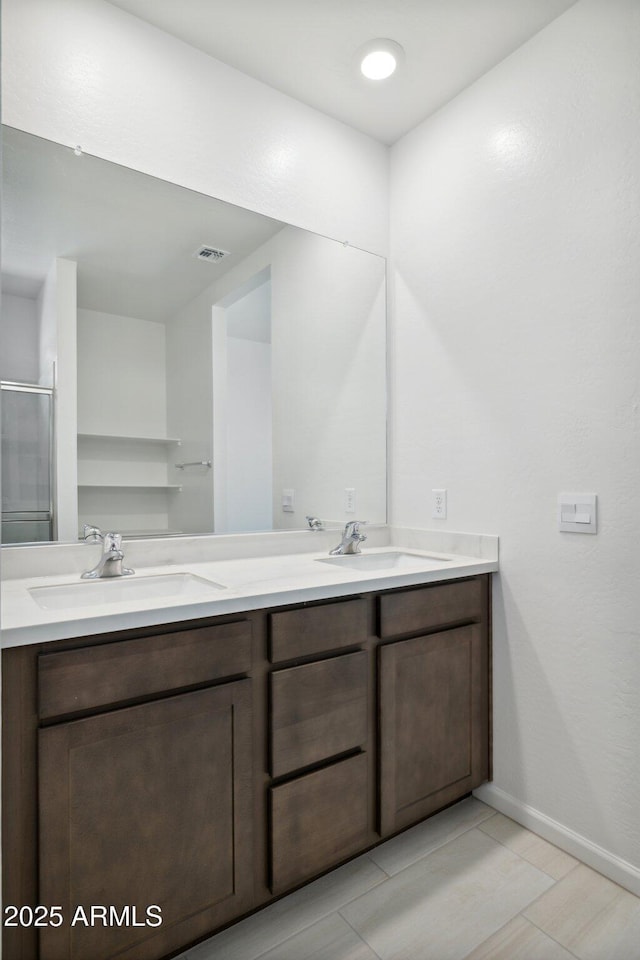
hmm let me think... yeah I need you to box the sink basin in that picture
[29,573,226,611]
[316,551,452,572]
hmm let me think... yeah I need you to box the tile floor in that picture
[178,798,640,960]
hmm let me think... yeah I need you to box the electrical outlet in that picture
[432,488,447,519]
[345,487,356,513]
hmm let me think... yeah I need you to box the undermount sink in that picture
[29,573,226,611]
[316,551,452,572]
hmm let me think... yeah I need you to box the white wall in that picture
[267,231,387,528]
[0,293,40,383]
[38,259,78,541]
[200,227,387,529]
[390,0,640,891]
[77,308,173,536]
[223,280,273,533]
[226,279,271,343]
[1,0,388,256]
[165,299,215,535]
[37,269,57,390]
[77,308,167,437]
[226,337,273,533]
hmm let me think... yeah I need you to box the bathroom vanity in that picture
[0,113,497,960]
[2,540,494,960]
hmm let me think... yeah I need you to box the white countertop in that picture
[1,527,499,648]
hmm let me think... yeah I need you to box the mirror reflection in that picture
[0,126,387,543]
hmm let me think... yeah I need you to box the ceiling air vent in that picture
[193,245,231,263]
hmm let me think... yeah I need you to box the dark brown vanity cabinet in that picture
[377,579,490,836]
[5,620,255,960]
[379,624,489,835]
[2,574,491,960]
[39,681,253,960]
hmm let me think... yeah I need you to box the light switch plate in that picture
[282,489,295,513]
[558,493,597,534]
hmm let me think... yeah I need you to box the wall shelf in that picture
[78,483,182,490]
[77,433,184,537]
[77,433,181,445]
[111,529,184,538]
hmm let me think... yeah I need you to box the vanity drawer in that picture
[269,597,368,663]
[378,577,484,639]
[270,752,368,893]
[270,651,367,777]
[38,620,252,720]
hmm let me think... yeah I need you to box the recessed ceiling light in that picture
[358,39,404,81]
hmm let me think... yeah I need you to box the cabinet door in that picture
[379,625,489,836]
[38,681,253,960]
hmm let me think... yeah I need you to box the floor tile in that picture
[462,915,576,960]
[524,863,640,960]
[368,797,496,876]
[478,813,578,879]
[180,854,386,960]
[341,827,554,960]
[255,913,380,960]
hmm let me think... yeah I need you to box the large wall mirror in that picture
[0,126,387,544]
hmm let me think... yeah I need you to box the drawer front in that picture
[269,598,368,663]
[38,620,252,720]
[378,577,484,639]
[271,651,367,777]
[270,753,368,893]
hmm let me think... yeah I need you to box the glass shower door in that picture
[1,382,54,543]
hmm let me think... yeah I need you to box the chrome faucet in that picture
[81,526,135,579]
[329,520,367,555]
[306,515,324,531]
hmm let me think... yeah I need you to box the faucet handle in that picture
[82,524,103,543]
[80,529,133,578]
[346,520,367,539]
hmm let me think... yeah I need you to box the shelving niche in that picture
[77,433,183,538]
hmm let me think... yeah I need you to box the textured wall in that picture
[168,226,387,531]
[0,293,40,383]
[225,336,273,533]
[77,309,167,437]
[390,0,640,888]
[1,0,388,255]
[38,259,78,542]
[165,290,216,535]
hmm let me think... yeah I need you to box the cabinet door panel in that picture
[38,681,253,960]
[379,625,488,835]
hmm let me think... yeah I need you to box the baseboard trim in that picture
[473,783,640,897]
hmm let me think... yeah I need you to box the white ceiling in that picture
[2,128,284,321]
[106,0,577,144]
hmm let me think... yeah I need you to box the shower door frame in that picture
[1,380,55,543]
